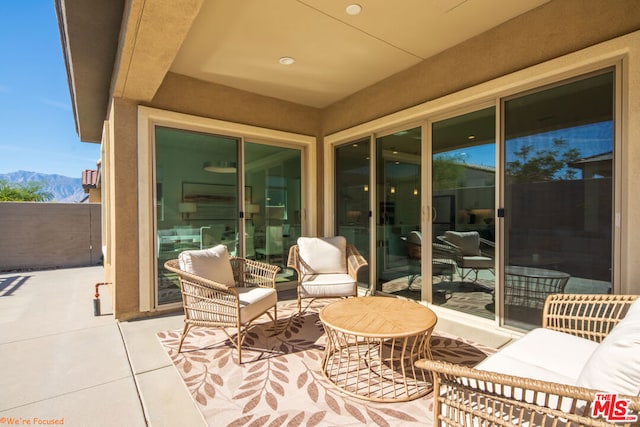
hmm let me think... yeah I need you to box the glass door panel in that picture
[245,142,301,279]
[375,127,421,299]
[336,138,370,287]
[155,127,239,305]
[504,71,614,329]
[431,108,496,319]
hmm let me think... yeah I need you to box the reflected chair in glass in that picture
[200,224,226,249]
[405,230,422,289]
[287,236,368,314]
[437,230,495,286]
[256,225,284,264]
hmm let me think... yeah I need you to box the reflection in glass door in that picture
[431,108,496,319]
[503,71,614,329]
[245,142,301,280]
[155,127,239,305]
[375,127,421,298]
[335,138,370,286]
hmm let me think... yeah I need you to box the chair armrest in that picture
[436,235,457,249]
[287,245,300,275]
[479,237,495,247]
[415,358,640,427]
[231,257,280,288]
[542,294,639,343]
[479,237,495,258]
[346,244,368,279]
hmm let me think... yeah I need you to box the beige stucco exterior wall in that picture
[0,202,102,271]
[151,73,322,137]
[108,99,141,320]
[105,0,640,319]
[109,77,324,319]
[322,0,640,134]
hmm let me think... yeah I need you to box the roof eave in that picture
[55,0,125,143]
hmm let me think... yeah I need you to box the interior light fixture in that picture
[279,56,295,65]
[203,161,237,173]
[346,4,362,15]
[468,135,476,140]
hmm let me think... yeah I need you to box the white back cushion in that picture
[445,231,480,256]
[178,244,235,287]
[576,300,640,396]
[297,236,347,274]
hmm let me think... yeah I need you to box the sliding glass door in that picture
[374,127,422,298]
[431,108,496,319]
[331,68,617,331]
[503,71,614,329]
[155,128,302,306]
[245,142,301,277]
[155,127,239,305]
[335,138,370,286]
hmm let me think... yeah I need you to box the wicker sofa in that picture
[417,294,640,426]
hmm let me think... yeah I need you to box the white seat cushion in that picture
[299,273,356,298]
[178,244,235,287]
[237,287,277,324]
[297,236,347,274]
[477,352,576,386]
[461,255,493,269]
[492,328,598,381]
[476,352,579,413]
[576,301,640,395]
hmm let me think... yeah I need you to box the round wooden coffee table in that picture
[319,296,437,402]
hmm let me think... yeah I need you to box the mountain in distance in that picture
[0,170,86,203]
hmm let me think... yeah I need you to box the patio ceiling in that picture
[170,0,550,108]
[58,0,551,142]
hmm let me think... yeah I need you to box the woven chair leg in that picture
[298,297,316,316]
[177,323,191,353]
[237,325,242,364]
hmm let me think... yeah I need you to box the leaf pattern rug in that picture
[157,300,496,427]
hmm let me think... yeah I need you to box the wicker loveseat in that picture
[417,294,640,426]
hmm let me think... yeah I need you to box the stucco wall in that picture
[0,202,102,271]
[109,99,141,320]
[151,73,322,137]
[322,0,640,134]
[107,0,640,319]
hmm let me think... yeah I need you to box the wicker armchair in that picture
[287,236,368,314]
[416,294,640,426]
[164,256,280,363]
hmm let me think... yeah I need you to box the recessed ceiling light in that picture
[467,135,476,140]
[279,56,295,65]
[346,4,362,15]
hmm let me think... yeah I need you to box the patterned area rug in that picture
[157,300,495,427]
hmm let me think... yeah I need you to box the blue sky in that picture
[439,121,613,173]
[0,2,101,178]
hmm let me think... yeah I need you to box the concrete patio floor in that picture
[0,266,203,426]
[0,266,516,426]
